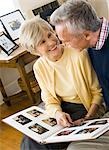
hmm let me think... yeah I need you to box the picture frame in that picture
[0,10,25,41]
[0,32,19,55]
[32,1,59,22]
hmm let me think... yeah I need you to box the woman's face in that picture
[36,30,63,61]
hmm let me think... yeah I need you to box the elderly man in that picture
[50,0,109,149]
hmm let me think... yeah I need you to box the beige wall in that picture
[88,0,109,19]
[14,0,56,19]
[0,91,3,105]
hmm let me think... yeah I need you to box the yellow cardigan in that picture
[33,47,104,118]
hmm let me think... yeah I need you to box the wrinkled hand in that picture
[55,111,73,127]
[73,118,85,126]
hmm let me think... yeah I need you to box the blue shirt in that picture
[88,33,109,108]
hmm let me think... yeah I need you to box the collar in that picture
[95,17,109,50]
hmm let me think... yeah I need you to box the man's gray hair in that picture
[50,0,101,33]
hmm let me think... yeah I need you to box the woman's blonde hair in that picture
[19,17,54,55]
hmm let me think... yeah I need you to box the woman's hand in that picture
[55,111,73,127]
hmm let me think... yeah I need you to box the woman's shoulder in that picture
[64,46,88,56]
[66,47,89,59]
[33,56,47,70]
[79,49,89,59]
[77,49,90,64]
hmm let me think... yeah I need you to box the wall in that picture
[0,71,3,105]
[88,0,109,19]
[0,91,3,105]
[14,0,56,19]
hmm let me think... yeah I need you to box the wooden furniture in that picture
[0,46,39,106]
[18,71,40,94]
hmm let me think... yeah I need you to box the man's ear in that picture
[83,31,91,41]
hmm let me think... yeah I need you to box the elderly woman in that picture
[19,17,104,150]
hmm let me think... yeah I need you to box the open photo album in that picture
[2,106,109,144]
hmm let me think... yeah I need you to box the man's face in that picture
[55,24,90,51]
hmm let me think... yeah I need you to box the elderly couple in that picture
[19,0,109,150]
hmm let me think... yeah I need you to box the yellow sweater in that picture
[33,47,103,118]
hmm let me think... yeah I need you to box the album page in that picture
[45,118,109,143]
[2,106,63,144]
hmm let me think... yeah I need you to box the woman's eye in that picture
[48,33,52,38]
[41,40,45,44]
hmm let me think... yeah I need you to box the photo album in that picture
[2,106,109,144]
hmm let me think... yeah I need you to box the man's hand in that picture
[73,118,85,126]
[55,111,73,127]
